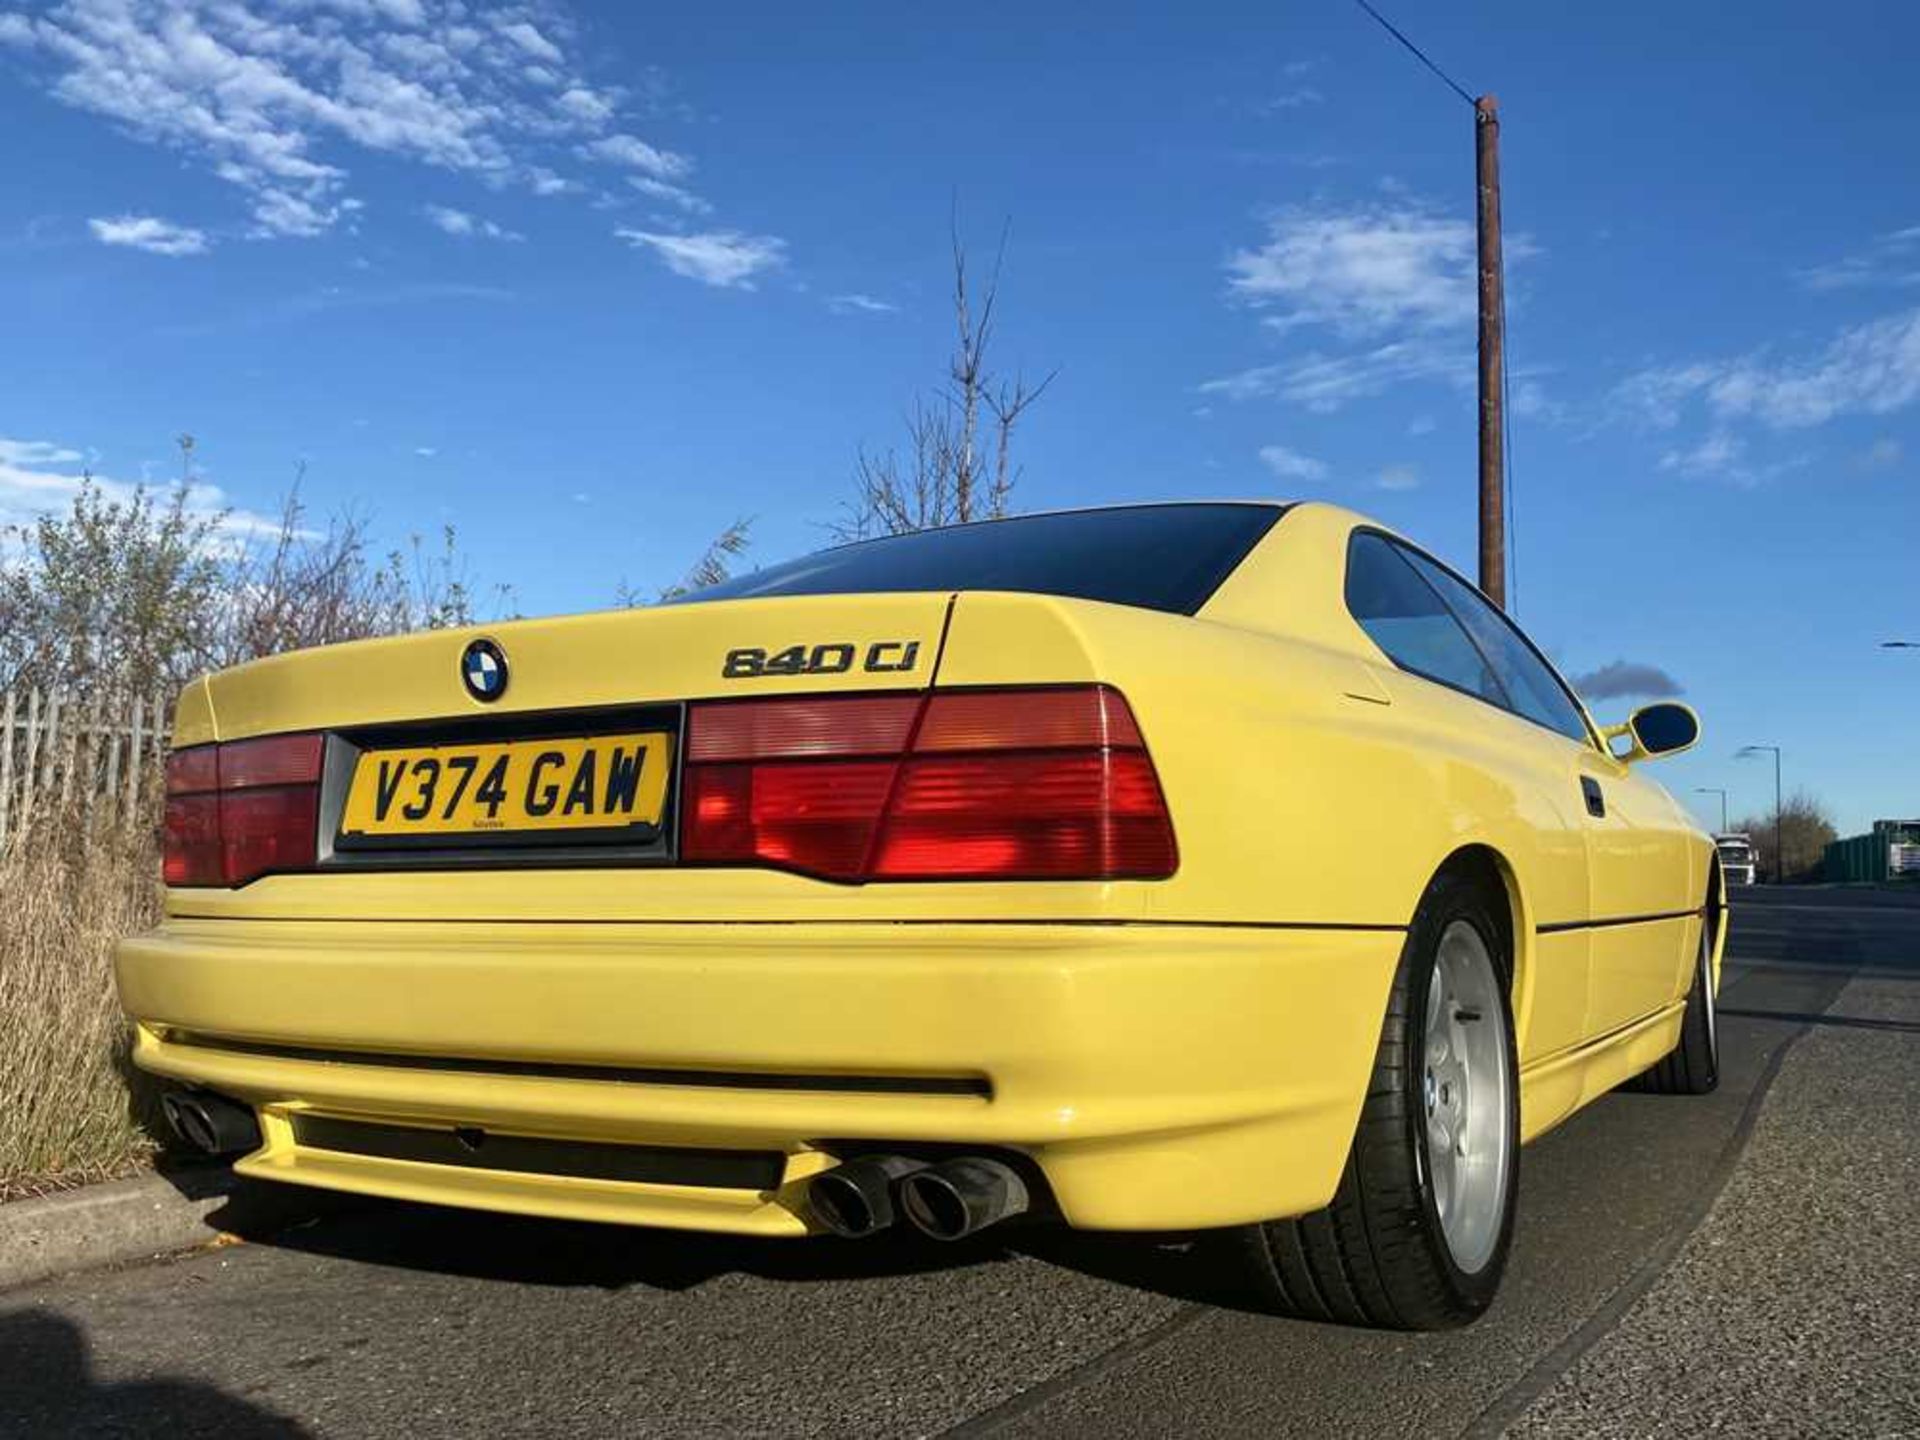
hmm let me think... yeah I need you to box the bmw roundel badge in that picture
[461,638,509,702]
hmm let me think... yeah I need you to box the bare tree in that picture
[1729,793,1839,883]
[839,222,1056,539]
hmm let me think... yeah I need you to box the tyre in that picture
[1233,870,1520,1330]
[1624,914,1719,1095]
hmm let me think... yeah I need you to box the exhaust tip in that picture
[161,1090,261,1157]
[810,1171,885,1238]
[807,1155,926,1239]
[900,1157,1030,1242]
[161,1093,211,1152]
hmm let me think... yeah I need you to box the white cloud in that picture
[11,3,792,292]
[1259,87,1323,112]
[1199,365,1286,402]
[1659,431,1744,478]
[88,214,210,256]
[1620,307,1920,431]
[616,228,785,289]
[1227,202,1480,337]
[1510,377,1552,419]
[1252,60,1326,113]
[584,133,690,181]
[628,175,711,214]
[1374,463,1420,491]
[1256,444,1328,481]
[1408,414,1436,436]
[423,203,522,241]
[1654,429,1807,488]
[0,432,284,540]
[1208,198,1534,412]
[248,190,343,239]
[828,293,898,315]
[2,0,639,238]
[413,445,438,457]
[0,439,84,466]
[1796,227,1920,291]
[554,86,613,125]
[494,19,560,65]
[1204,340,1469,412]
[1614,362,1719,431]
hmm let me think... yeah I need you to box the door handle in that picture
[1581,776,1606,818]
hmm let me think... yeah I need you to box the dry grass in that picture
[0,819,166,1198]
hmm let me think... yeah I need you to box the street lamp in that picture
[1736,745,1783,884]
[1694,787,1729,833]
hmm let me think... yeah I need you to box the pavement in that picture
[1,886,1916,1439]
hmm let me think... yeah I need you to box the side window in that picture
[1344,532,1508,707]
[1399,549,1593,746]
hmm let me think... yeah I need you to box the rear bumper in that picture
[117,918,1402,1233]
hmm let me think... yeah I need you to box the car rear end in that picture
[117,504,1405,1237]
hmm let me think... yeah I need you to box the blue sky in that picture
[2,0,1916,835]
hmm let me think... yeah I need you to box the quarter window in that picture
[1397,549,1593,745]
[1344,533,1507,707]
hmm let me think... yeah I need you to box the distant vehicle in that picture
[116,501,1724,1332]
[1715,834,1758,886]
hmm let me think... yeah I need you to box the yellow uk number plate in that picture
[340,731,673,841]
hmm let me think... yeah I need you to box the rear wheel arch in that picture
[1427,845,1523,981]
[1426,844,1545,1055]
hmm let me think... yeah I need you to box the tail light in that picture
[682,687,1177,882]
[164,734,324,887]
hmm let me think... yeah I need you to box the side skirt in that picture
[1517,1002,1686,1144]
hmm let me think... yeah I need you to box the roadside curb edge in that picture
[0,1167,335,1294]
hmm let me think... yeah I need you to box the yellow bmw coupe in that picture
[118,500,1722,1330]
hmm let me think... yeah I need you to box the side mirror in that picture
[1603,702,1700,763]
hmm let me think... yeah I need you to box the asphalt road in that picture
[3,887,1917,1439]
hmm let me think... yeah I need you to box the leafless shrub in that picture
[839,222,1055,540]
[2,444,518,707]
[220,483,515,664]
[0,478,225,699]
[1729,792,1840,883]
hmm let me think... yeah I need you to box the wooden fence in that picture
[0,689,172,851]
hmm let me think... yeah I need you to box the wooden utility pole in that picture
[1475,94,1506,609]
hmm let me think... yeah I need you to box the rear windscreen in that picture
[673,503,1285,615]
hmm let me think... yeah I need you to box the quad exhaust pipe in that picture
[807,1154,1030,1242]
[899,1158,1030,1241]
[161,1090,262,1156]
[807,1155,928,1238]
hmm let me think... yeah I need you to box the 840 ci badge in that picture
[722,640,921,679]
